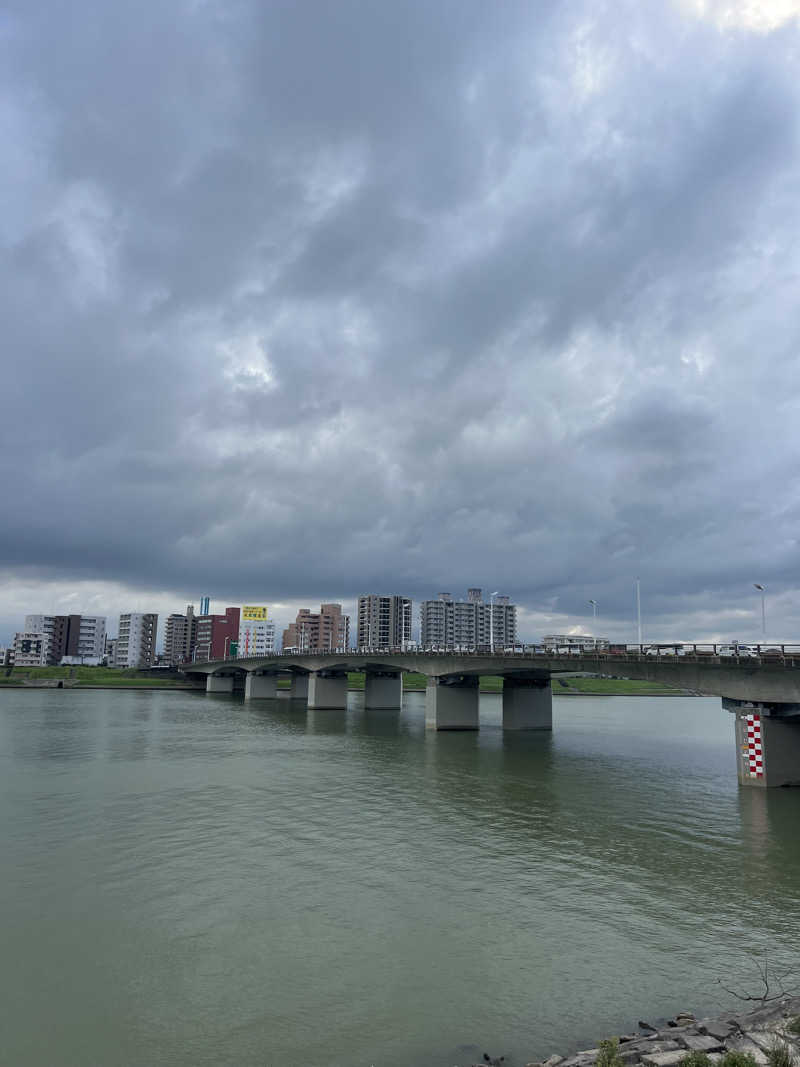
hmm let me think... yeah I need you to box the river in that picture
[1,688,799,1066]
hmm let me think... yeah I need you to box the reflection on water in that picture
[0,688,799,1067]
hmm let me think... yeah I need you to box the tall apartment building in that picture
[12,632,50,666]
[115,613,158,668]
[419,589,516,650]
[357,595,412,649]
[282,604,349,652]
[193,607,240,662]
[23,614,106,664]
[163,605,197,665]
[238,607,276,657]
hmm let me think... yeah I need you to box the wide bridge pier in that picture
[189,646,800,786]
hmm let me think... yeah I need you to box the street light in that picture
[490,591,499,654]
[754,584,766,639]
[635,577,642,646]
[589,599,597,623]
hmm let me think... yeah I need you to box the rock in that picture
[543,1056,564,1067]
[700,1020,735,1041]
[681,1034,724,1053]
[639,1022,657,1032]
[619,1035,640,1044]
[641,1051,688,1067]
[745,1030,783,1053]
[726,1035,769,1065]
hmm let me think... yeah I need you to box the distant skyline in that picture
[2,1,800,647]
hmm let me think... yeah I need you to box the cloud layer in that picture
[2,0,800,643]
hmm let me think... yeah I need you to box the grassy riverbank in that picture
[0,666,196,687]
[1,666,686,696]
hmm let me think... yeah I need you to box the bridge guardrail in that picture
[184,644,800,667]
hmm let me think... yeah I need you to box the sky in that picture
[2,0,800,647]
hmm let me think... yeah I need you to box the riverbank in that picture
[516,996,800,1067]
[0,668,690,696]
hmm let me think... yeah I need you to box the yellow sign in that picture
[242,606,267,620]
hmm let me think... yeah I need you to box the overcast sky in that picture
[2,0,800,646]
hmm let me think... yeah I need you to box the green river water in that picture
[1,688,798,1066]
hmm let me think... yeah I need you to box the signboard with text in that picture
[242,606,268,620]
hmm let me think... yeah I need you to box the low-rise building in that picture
[543,635,609,651]
[13,632,50,666]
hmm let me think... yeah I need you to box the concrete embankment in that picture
[517,997,800,1067]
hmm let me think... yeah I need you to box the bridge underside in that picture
[183,651,800,787]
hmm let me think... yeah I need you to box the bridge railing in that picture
[184,644,800,666]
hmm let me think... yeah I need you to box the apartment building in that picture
[357,595,412,649]
[238,607,276,658]
[419,589,517,650]
[12,632,50,666]
[282,604,349,652]
[193,607,240,662]
[163,605,197,665]
[23,614,106,664]
[115,613,158,668]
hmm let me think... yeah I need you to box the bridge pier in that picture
[364,671,403,710]
[244,672,278,700]
[308,670,348,710]
[725,699,800,787]
[502,675,552,730]
[425,675,479,730]
[206,674,234,694]
[289,674,309,700]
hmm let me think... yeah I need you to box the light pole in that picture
[754,584,766,639]
[589,599,597,624]
[490,591,499,654]
[636,578,642,646]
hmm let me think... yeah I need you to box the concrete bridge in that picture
[182,647,800,788]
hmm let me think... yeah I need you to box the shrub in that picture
[681,1054,713,1067]
[718,1053,758,1067]
[596,1039,625,1067]
[767,1043,794,1067]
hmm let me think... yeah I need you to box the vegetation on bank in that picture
[1,666,684,696]
[0,666,194,687]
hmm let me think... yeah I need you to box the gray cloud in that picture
[2,0,800,644]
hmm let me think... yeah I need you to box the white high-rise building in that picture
[22,614,106,664]
[357,595,412,649]
[115,613,158,668]
[419,589,517,650]
[238,607,276,657]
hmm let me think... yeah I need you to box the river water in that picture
[1,688,799,1067]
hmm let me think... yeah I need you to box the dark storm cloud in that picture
[2,0,800,642]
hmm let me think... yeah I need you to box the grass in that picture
[766,1043,794,1067]
[596,1039,625,1067]
[718,1054,758,1067]
[681,1055,712,1067]
[0,666,195,687]
[552,675,683,695]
